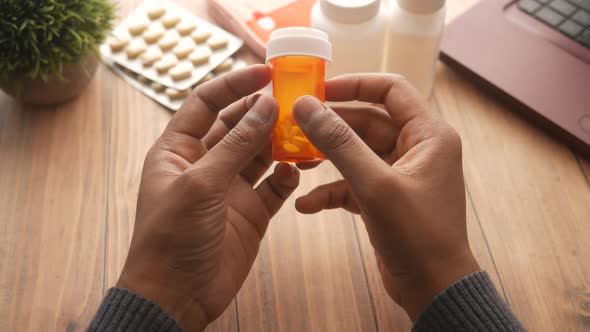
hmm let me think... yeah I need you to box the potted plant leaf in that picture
[0,0,115,105]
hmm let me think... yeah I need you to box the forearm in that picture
[413,271,526,332]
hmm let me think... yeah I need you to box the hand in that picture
[117,65,299,331]
[292,74,480,321]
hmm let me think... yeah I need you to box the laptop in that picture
[440,0,590,156]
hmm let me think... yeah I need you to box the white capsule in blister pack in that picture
[101,0,243,91]
[104,57,246,111]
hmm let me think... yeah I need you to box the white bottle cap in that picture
[266,27,332,63]
[319,0,381,24]
[397,0,445,14]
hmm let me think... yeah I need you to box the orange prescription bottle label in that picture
[265,27,332,163]
[270,55,326,162]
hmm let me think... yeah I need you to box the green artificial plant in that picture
[0,0,116,84]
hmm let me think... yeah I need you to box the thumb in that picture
[293,95,388,184]
[198,94,278,183]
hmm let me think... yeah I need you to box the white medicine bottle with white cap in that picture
[385,0,446,97]
[311,0,387,78]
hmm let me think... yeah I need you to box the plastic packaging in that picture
[384,0,446,97]
[100,0,243,91]
[266,27,332,162]
[311,0,387,78]
[104,57,243,111]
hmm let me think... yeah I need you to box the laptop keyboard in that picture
[518,0,590,48]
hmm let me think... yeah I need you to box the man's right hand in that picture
[292,74,480,321]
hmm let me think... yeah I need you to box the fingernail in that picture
[293,96,326,125]
[248,94,277,123]
[246,93,262,109]
[276,162,293,176]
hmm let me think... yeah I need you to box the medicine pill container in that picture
[384,0,446,97]
[266,28,332,163]
[311,0,387,78]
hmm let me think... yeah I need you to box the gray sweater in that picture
[88,271,524,331]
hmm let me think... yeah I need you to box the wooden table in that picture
[1,0,589,331]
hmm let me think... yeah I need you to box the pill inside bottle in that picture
[266,27,332,163]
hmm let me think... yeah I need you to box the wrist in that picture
[399,250,480,322]
[117,270,209,332]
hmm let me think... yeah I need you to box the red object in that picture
[208,0,316,59]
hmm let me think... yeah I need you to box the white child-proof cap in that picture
[320,0,381,24]
[266,27,332,63]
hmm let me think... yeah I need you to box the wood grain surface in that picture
[1,0,589,331]
[237,163,375,332]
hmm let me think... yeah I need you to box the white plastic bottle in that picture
[311,0,387,78]
[384,0,446,97]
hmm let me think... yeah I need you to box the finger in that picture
[296,160,323,170]
[295,180,360,214]
[197,94,278,184]
[255,163,300,221]
[296,103,394,171]
[292,96,389,186]
[201,93,262,149]
[326,74,430,129]
[331,105,397,158]
[394,119,463,171]
[166,65,271,140]
[202,94,274,185]
[240,143,272,185]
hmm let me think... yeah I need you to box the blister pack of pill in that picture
[106,56,245,111]
[100,0,243,91]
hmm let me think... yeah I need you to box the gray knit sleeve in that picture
[88,288,183,332]
[413,271,525,331]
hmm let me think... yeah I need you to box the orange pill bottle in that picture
[266,28,332,163]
